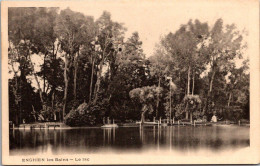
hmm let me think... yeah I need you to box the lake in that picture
[9,125,249,155]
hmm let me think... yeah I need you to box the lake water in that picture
[9,125,249,155]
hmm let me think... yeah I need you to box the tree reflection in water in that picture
[103,128,116,145]
[9,126,249,155]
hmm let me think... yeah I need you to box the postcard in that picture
[1,0,260,164]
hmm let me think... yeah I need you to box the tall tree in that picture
[54,8,95,120]
[92,11,125,104]
[157,20,209,119]
[107,32,146,121]
[203,19,245,113]
[149,44,173,118]
[8,7,59,122]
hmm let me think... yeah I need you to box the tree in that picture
[183,95,202,122]
[8,8,37,123]
[30,8,62,121]
[149,44,170,119]
[8,7,60,123]
[54,8,95,121]
[107,32,147,121]
[8,7,249,126]
[225,59,249,119]
[129,86,162,123]
[154,20,209,119]
[203,19,245,114]
[161,20,209,96]
[92,11,126,104]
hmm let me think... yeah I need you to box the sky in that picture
[59,0,252,58]
[7,0,257,89]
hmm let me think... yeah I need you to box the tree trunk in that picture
[11,62,19,105]
[29,54,45,109]
[34,74,44,106]
[93,59,104,104]
[31,105,36,122]
[123,101,126,122]
[179,71,181,85]
[187,65,191,95]
[192,70,195,95]
[73,51,78,100]
[227,92,232,108]
[141,104,147,124]
[43,54,46,93]
[209,71,216,93]
[52,91,56,121]
[206,70,216,114]
[89,54,95,103]
[63,54,69,122]
[51,90,55,110]
[190,112,193,123]
[185,111,189,120]
[156,76,161,119]
[169,80,172,122]
[93,47,111,104]
[141,112,146,124]
[185,103,189,120]
[108,64,111,81]
[186,66,191,120]
[11,83,19,125]
[15,113,19,125]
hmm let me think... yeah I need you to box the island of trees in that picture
[8,7,249,127]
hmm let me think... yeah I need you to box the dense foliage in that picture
[64,103,96,126]
[8,8,249,126]
[129,86,163,123]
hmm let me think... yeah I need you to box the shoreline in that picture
[10,121,250,130]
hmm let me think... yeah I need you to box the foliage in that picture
[129,86,163,122]
[8,7,249,126]
[129,86,163,104]
[183,95,201,105]
[64,103,96,126]
[151,18,248,121]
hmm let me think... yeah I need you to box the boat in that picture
[101,124,118,128]
[161,123,168,127]
[136,121,159,125]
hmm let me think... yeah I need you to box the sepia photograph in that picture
[1,0,260,165]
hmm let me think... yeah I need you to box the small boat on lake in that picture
[136,121,159,125]
[101,124,118,128]
[161,123,168,127]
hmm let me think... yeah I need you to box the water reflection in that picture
[10,125,249,155]
[103,128,116,145]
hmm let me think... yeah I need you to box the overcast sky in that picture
[7,0,257,89]
[60,0,252,57]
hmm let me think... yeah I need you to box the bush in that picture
[174,103,185,120]
[64,102,96,126]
